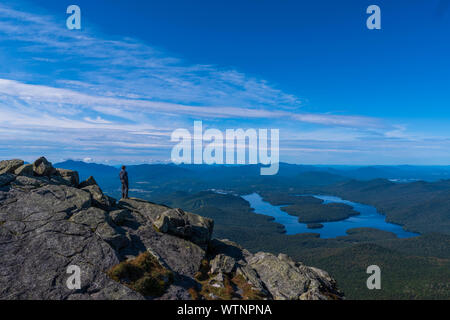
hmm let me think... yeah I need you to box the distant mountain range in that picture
[55,160,450,189]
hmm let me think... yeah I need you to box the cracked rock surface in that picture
[0,157,343,300]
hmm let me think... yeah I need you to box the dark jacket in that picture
[119,169,128,185]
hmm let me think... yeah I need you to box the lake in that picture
[242,193,419,239]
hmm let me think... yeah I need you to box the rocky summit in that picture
[0,157,344,300]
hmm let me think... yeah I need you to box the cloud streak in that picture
[0,1,445,165]
[0,2,301,110]
[0,78,381,128]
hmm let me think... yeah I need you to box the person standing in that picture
[119,165,129,199]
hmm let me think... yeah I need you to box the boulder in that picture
[106,195,117,208]
[208,239,252,263]
[208,239,270,296]
[120,198,213,250]
[153,210,188,235]
[33,157,55,176]
[209,253,237,274]
[109,209,131,226]
[78,176,97,188]
[118,198,168,224]
[0,159,24,174]
[153,208,213,249]
[0,173,15,187]
[14,164,34,176]
[10,175,49,191]
[56,169,79,186]
[235,264,269,296]
[82,185,111,210]
[247,252,343,300]
[131,224,207,278]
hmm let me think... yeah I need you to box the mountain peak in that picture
[0,157,343,300]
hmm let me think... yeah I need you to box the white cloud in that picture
[83,116,112,124]
[0,3,302,111]
[0,1,444,164]
[0,78,382,128]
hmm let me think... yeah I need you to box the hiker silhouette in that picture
[119,165,129,199]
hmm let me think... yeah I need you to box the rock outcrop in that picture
[0,159,24,175]
[33,157,56,176]
[0,157,344,300]
[56,168,79,186]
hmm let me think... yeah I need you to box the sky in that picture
[0,0,449,165]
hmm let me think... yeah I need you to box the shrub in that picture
[107,252,173,297]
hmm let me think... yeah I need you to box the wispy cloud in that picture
[0,78,381,127]
[0,2,301,110]
[0,1,446,165]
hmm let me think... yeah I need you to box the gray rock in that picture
[96,222,129,251]
[0,173,15,187]
[120,198,213,249]
[156,285,193,300]
[109,209,131,226]
[106,195,117,208]
[130,224,207,278]
[14,164,33,176]
[235,264,270,296]
[0,183,141,300]
[33,157,55,176]
[247,252,343,300]
[118,197,171,225]
[210,254,237,274]
[70,207,129,254]
[56,169,79,186]
[82,185,111,210]
[209,239,253,264]
[70,207,109,230]
[153,208,194,239]
[153,207,214,249]
[0,185,91,224]
[10,175,48,191]
[78,176,98,188]
[0,159,24,174]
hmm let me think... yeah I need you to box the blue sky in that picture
[0,0,449,165]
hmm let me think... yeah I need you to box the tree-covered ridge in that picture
[322,179,450,235]
[154,190,450,300]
